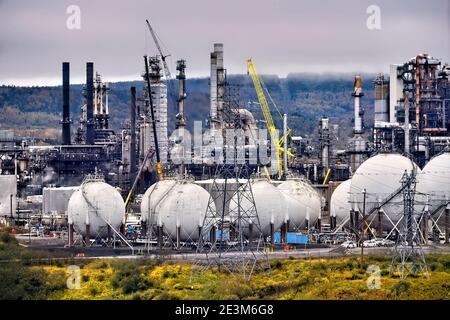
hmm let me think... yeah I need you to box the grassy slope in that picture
[45,255,450,300]
[1,230,449,300]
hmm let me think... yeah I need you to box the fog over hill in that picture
[0,73,378,142]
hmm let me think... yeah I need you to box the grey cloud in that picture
[0,0,448,85]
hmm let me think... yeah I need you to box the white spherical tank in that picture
[230,179,285,237]
[350,153,418,228]
[277,179,321,228]
[68,181,125,237]
[417,152,450,217]
[140,180,178,223]
[141,180,210,241]
[330,179,351,226]
[417,152,450,201]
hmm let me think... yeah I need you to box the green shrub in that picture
[391,281,411,297]
[0,231,18,245]
[110,261,154,294]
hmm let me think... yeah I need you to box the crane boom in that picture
[146,19,172,80]
[247,59,283,177]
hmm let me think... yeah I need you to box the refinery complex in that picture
[0,22,449,277]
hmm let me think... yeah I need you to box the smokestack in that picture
[62,62,71,145]
[210,51,217,123]
[86,62,95,145]
[215,44,225,126]
[352,75,364,133]
[130,87,137,183]
[176,59,186,129]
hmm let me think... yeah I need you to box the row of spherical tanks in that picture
[65,175,323,242]
[140,178,322,241]
[330,151,450,232]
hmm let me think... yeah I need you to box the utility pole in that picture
[360,188,366,267]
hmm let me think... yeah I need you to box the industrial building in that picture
[0,40,449,258]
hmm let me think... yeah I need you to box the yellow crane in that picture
[247,58,292,178]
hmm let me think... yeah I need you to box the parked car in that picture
[363,239,378,247]
[379,239,395,247]
[341,240,357,249]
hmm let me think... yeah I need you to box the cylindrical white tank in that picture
[141,180,210,241]
[417,152,450,215]
[330,179,352,226]
[68,181,125,237]
[349,153,418,229]
[230,179,285,237]
[277,179,321,228]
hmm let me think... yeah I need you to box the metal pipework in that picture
[176,59,186,129]
[415,54,424,129]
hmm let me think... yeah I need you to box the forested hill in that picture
[0,73,377,141]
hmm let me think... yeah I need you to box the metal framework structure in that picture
[391,170,428,279]
[192,82,269,280]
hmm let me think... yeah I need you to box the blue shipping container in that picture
[274,232,309,244]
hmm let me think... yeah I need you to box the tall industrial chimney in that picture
[209,43,225,129]
[86,62,95,145]
[210,51,217,123]
[352,75,364,134]
[62,62,71,145]
[176,59,186,129]
[130,87,137,183]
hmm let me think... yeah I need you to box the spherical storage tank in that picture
[417,152,450,213]
[277,178,322,228]
[230,179,285,237]
[141,180,210,241]
[330,179,351,226]
[140,180,178,223]
[68,180,125,237]
[349,152,418,228]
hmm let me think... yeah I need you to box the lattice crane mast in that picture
[145,19,172,81]
[247,58,292,178]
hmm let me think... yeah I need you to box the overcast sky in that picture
[0,0,449,86]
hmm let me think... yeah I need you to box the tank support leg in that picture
[141,221,147,239]
[349,210,354,231]
[85,224,90,247]
[107,225,112,245]
[281,222,286,244]
[176,226,181,250]
[423,212,429,244]
[157,226,163,249]
[210,226,216,244]
[248,222,253,247]
[445,208,449,244]
[270,223,274,246]
[378,210,383,238]
[68,223,74,247]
